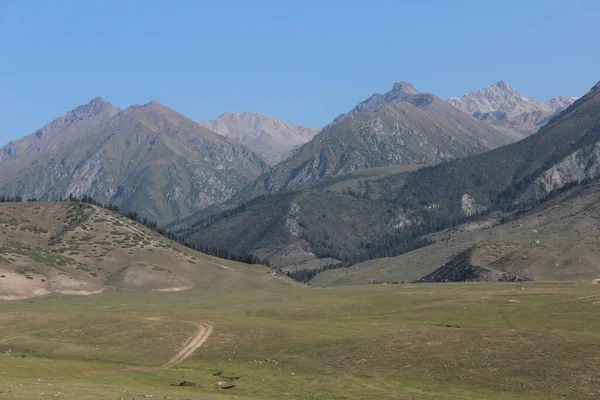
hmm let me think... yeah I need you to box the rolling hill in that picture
[0,201,293,300]
[199,112,319,164]
[0,100,269,224]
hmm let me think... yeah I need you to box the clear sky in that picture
[1,0,598,145]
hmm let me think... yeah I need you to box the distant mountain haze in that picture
[447,81,576,136]
[198,112,320,164]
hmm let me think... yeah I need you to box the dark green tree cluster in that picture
[285,262,351,283]
[0,195,24,202]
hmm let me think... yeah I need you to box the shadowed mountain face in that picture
[0,100,269,224]
[448,81,576,135]
[199,112,319,164]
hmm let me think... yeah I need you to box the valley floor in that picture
[0,282,599,399]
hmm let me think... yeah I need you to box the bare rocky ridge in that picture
[0,100,269,224]
[199,112,319,164]
[0,97,119,163]
[448,81,576,135]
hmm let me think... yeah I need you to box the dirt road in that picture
[38,318,214,379]
[160,320,214,369]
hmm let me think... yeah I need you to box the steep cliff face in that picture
[0,100,268,224]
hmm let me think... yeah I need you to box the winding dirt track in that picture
[160,321,214,369]
[39,318,214,379]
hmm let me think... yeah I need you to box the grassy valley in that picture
[1,282,599,399]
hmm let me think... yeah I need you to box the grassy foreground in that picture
[0,282,599,399]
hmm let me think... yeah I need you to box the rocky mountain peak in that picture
[392,81,419,95]
[447,82,576,136]
[0,98,120,164]
[493,80,511,90]
[70,97,118,118]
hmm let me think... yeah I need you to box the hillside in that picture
[0,101,269,224]
[177,189,433,272]
[389,81,600,223]
[448,81,576,136]
[0,202,292,300]
[199,112,319,164]
[312,179,600,286]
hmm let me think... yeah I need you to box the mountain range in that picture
[175,81,598,278]
[0,79,588,281]
[199,112,319,164]
[0,99,268,224]
[448,81,575,135]
[229,81,527,204]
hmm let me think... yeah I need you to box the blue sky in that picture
[0,0,598,145]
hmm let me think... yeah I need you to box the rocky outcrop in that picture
[534,142,600,196]
[461,194,485,217]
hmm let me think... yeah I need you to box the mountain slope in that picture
[0,97,119,163]
[334,81,521,148]
[312,179,600,286]
[448,81,576,135]
[177,81,600,273]
[235,82,518,200]
[176,189,431,271]
[0,202,293,300]
[199,112,319,164]
[392,81,600,221]
[0,101,269,224]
